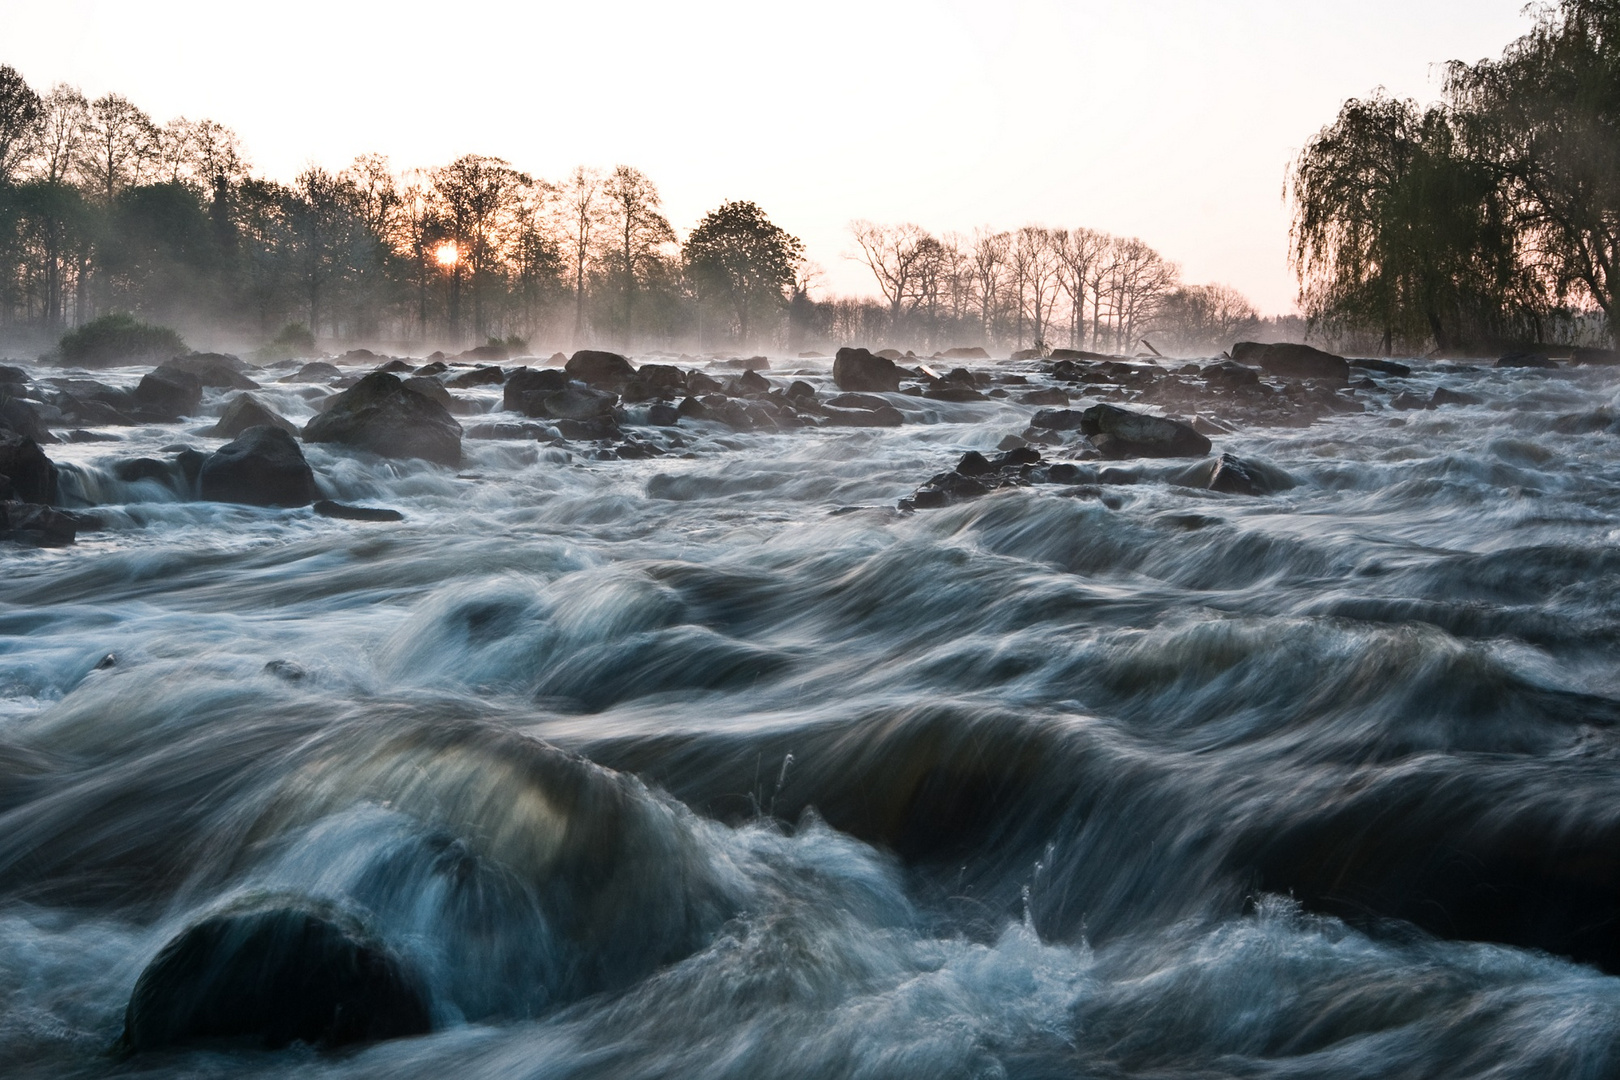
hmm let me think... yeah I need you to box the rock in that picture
[119,900,431,1052]
[402,376,454,411]
[622,363,685,401]
[314,499,404,522]
[821,404,904,427]
[686,371,724,395]
[826,392,891,411]
[940,346,991,360]
[735,368,770,395]
[0,500,80,546]
[336,349,378,365]
[503,367,568,414]
[302,372,463,466]
[1430,386,1482,408]
[112,457,173,483]
[414,361,449,377]
[1571,347,1620,366]
[0,396,59,443]
[1349,357,1412,377]
[1030,408,1088,431]
[375,359,413,374]
[263,660,306,681]
[445,365,506,388]
[1080,404,1211,458]
[208,394,299,438]
[786,380,816,402]
[1208,453,1273,496]
[565,350,636,390]
[1202,360,1262,387]
[535,386,618,422]
[1231,342,1350,384]
[1010,348,1042,361]
[130,369,203,422]
[1552,410,1615,434]
[1018,387,1068,406]
[0,432,57,504]
[1391,392,1428,411]
[832,347,902,393]
[457,343,508,363]
[157,353,259,390]
[923,385,989,402]
[955,450,994,477]
[199,426,316,507]
[280,361,341,383]
[646,403,681,427]
[1047,348,1111,361]
[1497,351,1558,369]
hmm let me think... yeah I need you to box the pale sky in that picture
[4,0,1533,314]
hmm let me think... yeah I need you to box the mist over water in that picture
[6,353,1620,1077]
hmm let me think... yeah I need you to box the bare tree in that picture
[433,154,528,341]
[848,220,934,330]
[29,84,86,185]
[969,228,1009,343]
[78,93,157,201]
[1055,227,1107,349]
[602,164,674,347]
[559,166,605,345]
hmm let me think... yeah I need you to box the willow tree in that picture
[1447,0,1620,345]
[1290,94,1530,353]
[682,200,803,347]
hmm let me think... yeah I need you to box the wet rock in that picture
[120,900,431,1052]
[314,499,404,522]
[64,429,121,443]
[1231,341,1350,384]
[0,432,57,504]
[1207,453,1268,496]
[1030,408,1088,431]
[0,396,59,443]
[821,404,904,427]
[923,385,989,402]
[302,372,463,466]
[826,392,892,411]
[280,361,341,383]
[1010,348,1042,361]
[535,385,618,422]
[1080,403,1211,459]
[157,353,259,390]
[503,367,568,414]
[112,457,174,483]
[199,426,316,507]
[414,360,449,376]
[336,348,379,365]
[1047,348,1111,361]
[646,403,681,427]
[1018,387,1069,406]
[374,359,413,374]
[465,421,551,440]
[734,368,770,395]
[1551,410,1616,435]
[208,393,299,439]
[1349,357,1412,377]
[457,343,508,363]
[0,500,80,546]
[1202,360,1262,388]
[686,371,724,395]
[1571,347,1620,366]
[1430,386,1482,408]
[262,660,306,681]
[445,365,506,389]
[1496,351,1557,369]
[565,349,636,390]
[402,376,458,414]
[786,380,816,403]
[1391,391,1428,410]
[833,347,902,393]
[940,346,990,360]
[554,417,621,441]
[130,369,203,422]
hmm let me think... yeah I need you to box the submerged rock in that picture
[302,371,463,466]
[314,499,404,522]
[120,898,431,1052]
[199,426,317,507]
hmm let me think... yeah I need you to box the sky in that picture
[4,0,1536,315]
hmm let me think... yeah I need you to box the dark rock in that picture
[1231,341,1350,384]
[0,500,79,546]
[336,349,379,365]
[0,432,57,504]
[1552,410,1615,435]
[208,394,299,438]
[826,392,892,411]
[465,421,550,440]
[119,900,431,1052]
[1497,351,1558,369]
[786,380,816,402]
[199,426,316,507]
[458,344,509,363]
[1349,357,1412,377]
[1207,453,1264,496]
[940,346,990,360]
[686,371,724,395]
[1010,348,1042,361]
[263,660,306,681]
[1391,391,1429,410]
[0,396,59,443]
[113,457,173,483]
[503,367,568,414]
[1571,347,1620,366]
[314,499,404,522]
[445,365,506,389]
[1430,386,1483,408]
[302,372,463,466]
[956,451,994,477]
[1047,348,1111,361]
[875,348,905,361]
[130,369,203,422]
[414,361,449,376]
[622,364,684,401]
[646,403,681,427]
[174,448,207,486]
[65,429,121,443]
[923,385,989,402]
[565,350,636,390]
[677,396,710,420]
[1019,387,1069,406]
[402,376,454,410]
[1030,408,1088,431]
[1202,360,1261,387]
[1080,403,1211,458]
[280,361,341,383]
[554,417,621,441]
[743,355,770,371]
[374,359,413,374]
[536,386,618,422]
[821,404,904,427]
[997,446,1042,467]
[157,353,259,390]
[736,368,770,395]
[833,347,902,393]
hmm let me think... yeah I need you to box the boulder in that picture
[0,432,57,504]
[1231,342,1350,384]
[208,394,299,439]
[1030,408,1088,431]
[1202,360,1262,387]
[157,353,259,390]
[0,396,59,443]
[623,363,685,401]
[1080,404,1211,458]
[414,360,449,376]
[129,369,203,422]
[832,347,902,393]
[1497,351,1558,369]
[119,900,430,1052]
[1018,388,1069,406]
[374,359,413,374]
[1047,348,1111,361]
[402,375,454,410]
[535,386,618,422]
[0,500,80,546]
[336,348,379,365]
[302,371,463,466]
[199,426,317,507]
[1430,386,1483,408]
[445,365,506,388]
[565,350,637,390]
[1349,357,1412,377]
[821,404,904,427]
[458,343,508,363]
[503,367,568,414]
[646,403,681,427]
[940,346,991,360]
[279,361,341,383]
[1206,453,1292,496]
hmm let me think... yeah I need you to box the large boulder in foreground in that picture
[565,350,636,390]
[0,431,58,504]
[302,371,462,466]
[208,394,298,439]
[120,900,431,1052]
[833,347,902,393]
[1231,341,1350,384]
[1080,403,1211,458]
[199,426,316,507]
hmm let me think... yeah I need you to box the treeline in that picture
[1292,0,1620,353]
[0,65,1280,358]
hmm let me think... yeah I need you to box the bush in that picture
[57,313,187,369]
[256,323,317,362]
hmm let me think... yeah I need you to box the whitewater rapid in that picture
[5,352,1620,1077]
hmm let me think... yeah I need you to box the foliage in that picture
[683,201,803,346]
[57,311,185,366]
[256,322,316,361]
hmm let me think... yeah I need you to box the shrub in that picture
[57,313,186,368]
[256,323,317,362]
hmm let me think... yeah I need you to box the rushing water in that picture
[5,352,1620,1077]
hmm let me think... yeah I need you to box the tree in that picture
[30,85,86,186]
[432,154,528,341]
[77,93,157,202]
[602,164,674,347]
[1447,0,1620,344]
[969,228,1010,342]
[1148,283,1261,354]
[849,220,933,329]
[559,166,605,344]
[0,66,41,187]
[683,200,803,346]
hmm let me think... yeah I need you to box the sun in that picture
[434,241,459,267]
